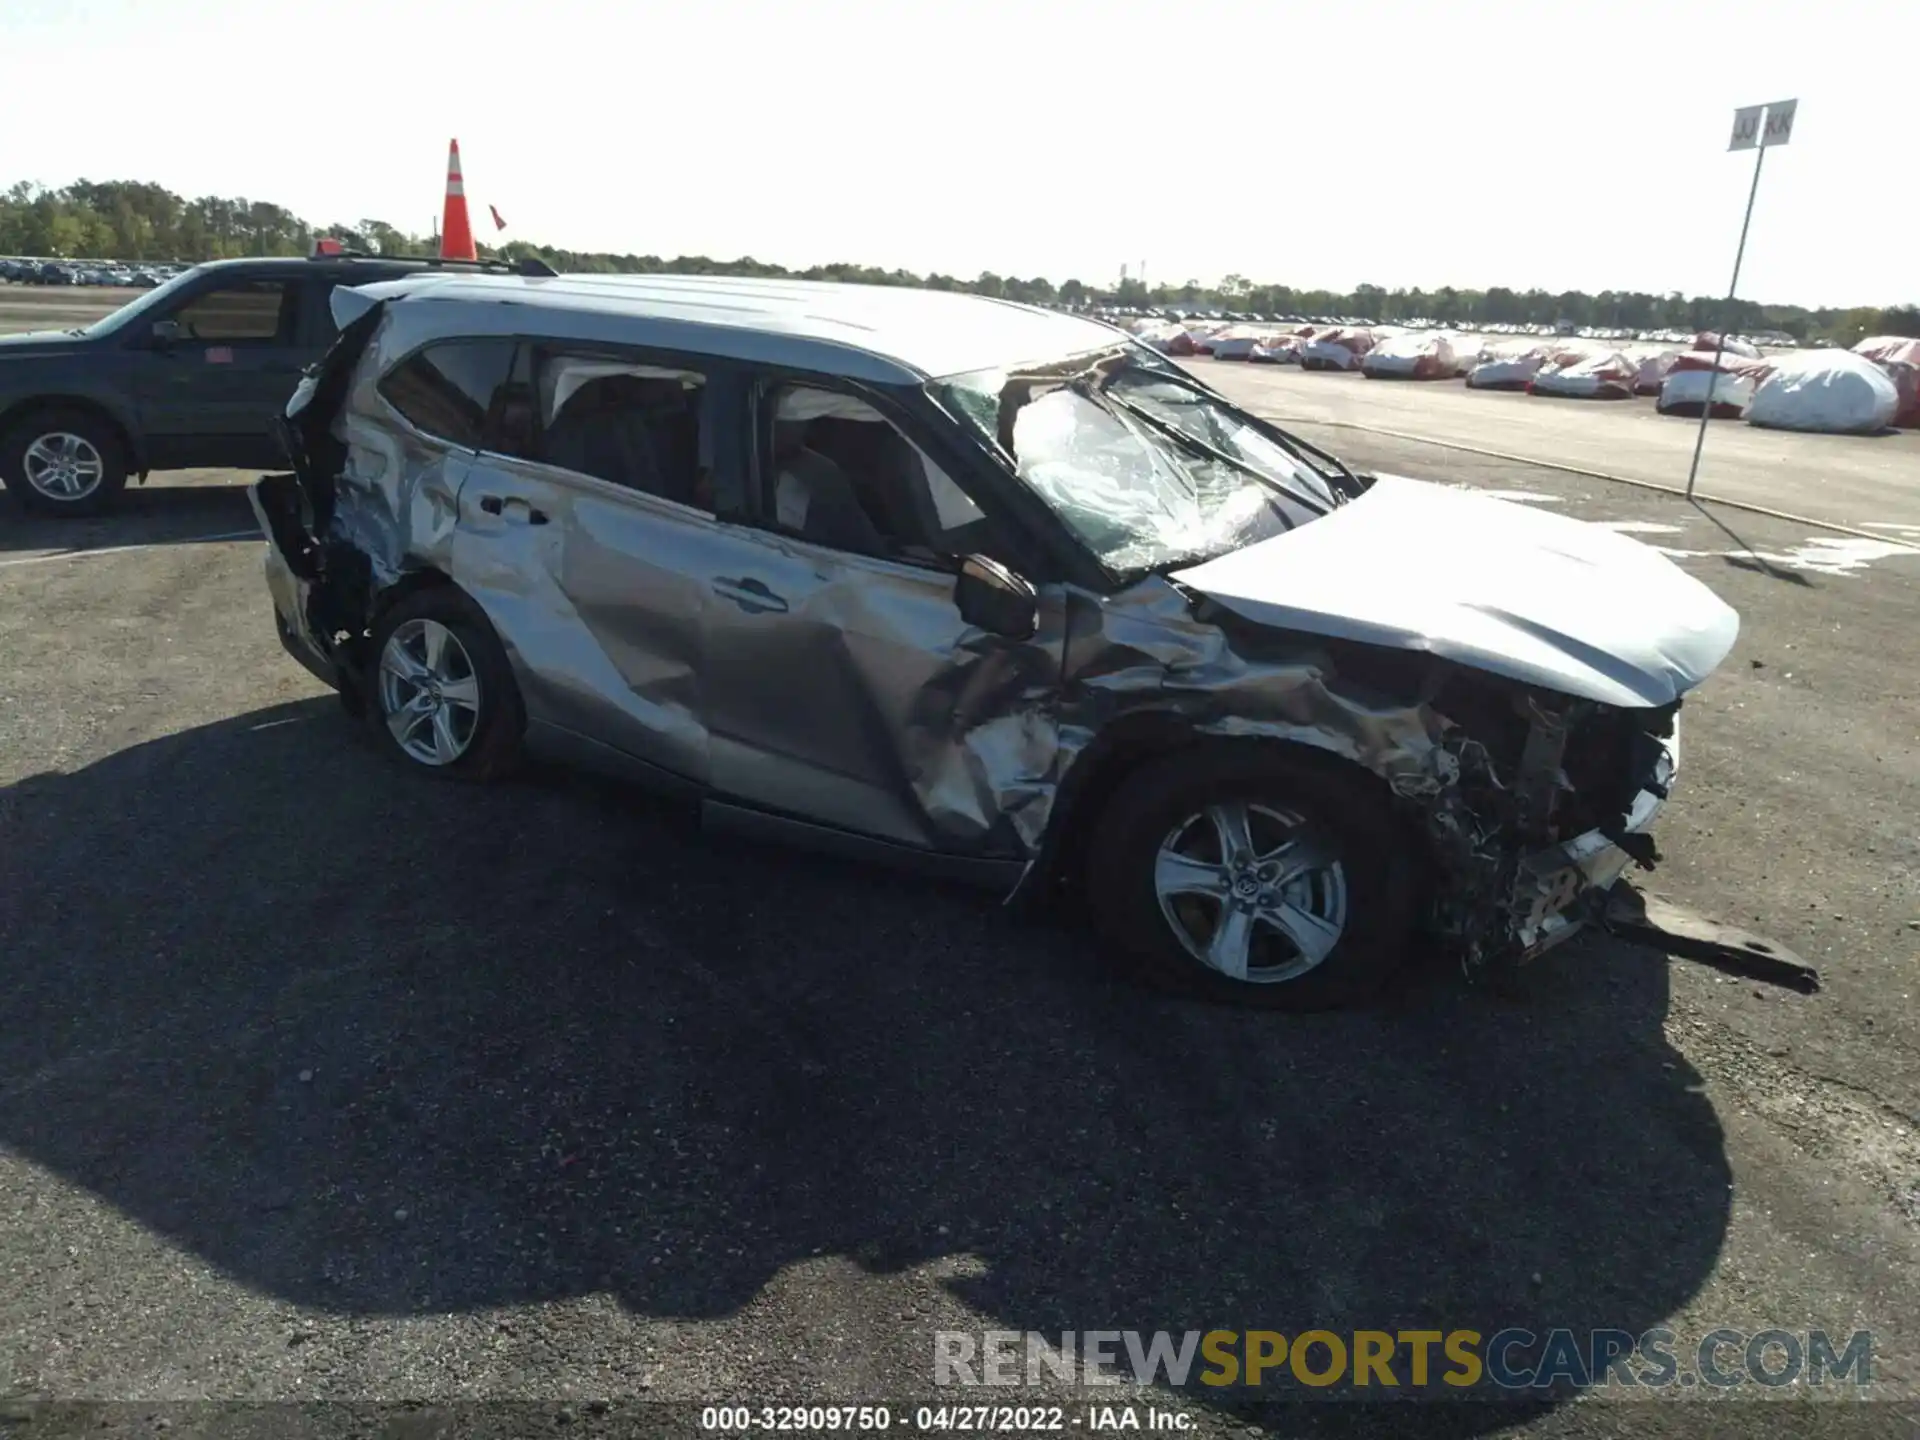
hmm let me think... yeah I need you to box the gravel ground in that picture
[1,309,1918,1437]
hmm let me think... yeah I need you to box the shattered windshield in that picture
[934,347,1339,575]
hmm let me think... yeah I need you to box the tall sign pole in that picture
[1686,98,1798,500]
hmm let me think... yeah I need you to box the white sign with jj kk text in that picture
[1729,99,1798,150]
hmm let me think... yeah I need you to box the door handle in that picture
[477,494,548,524]
[712,576,789,615]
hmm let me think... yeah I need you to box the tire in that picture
[0,408,131,517]
[1085,744,1416,1010]
[365,587,525,782]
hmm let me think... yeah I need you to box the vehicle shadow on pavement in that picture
[0,701,1731,1429]
[0,481,255,554]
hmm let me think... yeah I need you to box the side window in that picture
[378,340,518,449]
[762,384,994,565]
[168,280,295,343]
[532,350,711,512]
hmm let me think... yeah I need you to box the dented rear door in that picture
[449,450,729,786]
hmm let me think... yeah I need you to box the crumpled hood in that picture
[1171,475,1740,707]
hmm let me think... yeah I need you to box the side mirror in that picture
[955,554,1038,641]
[149,320,181,346]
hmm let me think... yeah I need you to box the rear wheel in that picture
[0,409,130,517]
[1085,745,1416,1010]
[366,588,525,781]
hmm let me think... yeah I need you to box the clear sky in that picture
[4,0,1914,308]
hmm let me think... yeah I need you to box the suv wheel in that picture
[0,409,130,517]
[366,589,525,781]
[1085,745,1416,1010]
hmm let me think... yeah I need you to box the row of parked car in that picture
[1118,317,1916,433]
[1,257,183,288]
[1083,307,1796,351]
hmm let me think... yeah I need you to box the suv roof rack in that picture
[306,244,558,279]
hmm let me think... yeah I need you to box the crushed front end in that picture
[1409,681,1682,982]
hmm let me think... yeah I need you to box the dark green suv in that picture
[0,250,551,516]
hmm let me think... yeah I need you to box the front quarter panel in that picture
[0,346,146,461]
[1054,577,1455,799]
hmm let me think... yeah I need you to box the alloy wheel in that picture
[22,431,105,501]
[1152,800,1348,983]
[377,618,483,766]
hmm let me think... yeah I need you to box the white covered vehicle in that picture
[1445,335,1489,376]
[1467,352,1547,391]
[1248,336,1301,364]
[1657,353,1768,419]
[1529,352,1637,400]
[1210,327,1272,361]
[1361,331,1459,380]
[1744,349,1901,433]
[1190,326,1237,356]
[1300,327,1376,371]
[1136,323,1189,354]
[1853,335,1920,428]
[1630,349,1681,396]
[1691,331,1762,360]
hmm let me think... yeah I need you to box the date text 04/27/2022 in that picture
[698,1404,1196,1431]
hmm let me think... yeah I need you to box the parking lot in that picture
[1197,356,1920,535]
[3,290,1919,1435]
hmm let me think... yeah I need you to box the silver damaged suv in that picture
[251,274,1740,1009]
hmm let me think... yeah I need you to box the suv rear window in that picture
[378,340,518,449]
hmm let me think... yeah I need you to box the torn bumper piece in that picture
[1605,888,1820,993]
[1510,725,1678,960]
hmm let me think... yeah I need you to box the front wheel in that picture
[1085,745,1417,1010]
[0,409,130,517]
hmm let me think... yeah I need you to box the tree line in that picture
[5,178,1915,346]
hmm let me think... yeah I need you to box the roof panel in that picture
[350,272,1123,381]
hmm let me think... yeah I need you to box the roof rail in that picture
[304,247,556,278]
[416,255,559,277]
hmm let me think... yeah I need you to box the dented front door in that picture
[701,531,1063,856]
[449,454,739,786]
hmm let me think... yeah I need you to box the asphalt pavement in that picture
[1,287,1918,1437]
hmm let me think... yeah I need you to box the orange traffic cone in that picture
[439,139,477,261]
